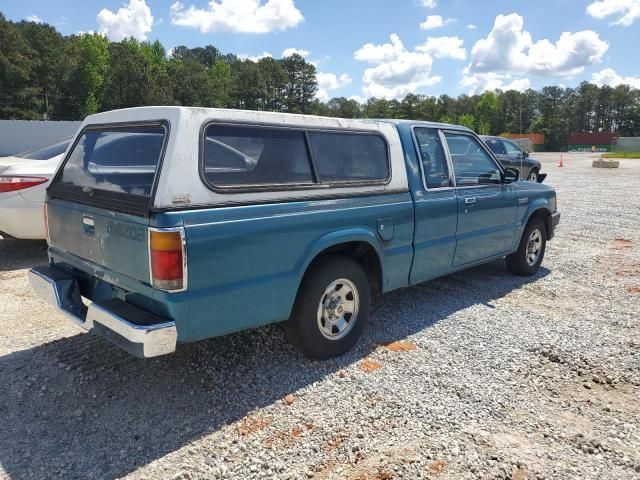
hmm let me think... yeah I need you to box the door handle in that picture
[464,197,476,205]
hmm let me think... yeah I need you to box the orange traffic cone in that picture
[558,154,564,167]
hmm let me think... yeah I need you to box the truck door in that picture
[442,131,518,266]
[409,127,458,284]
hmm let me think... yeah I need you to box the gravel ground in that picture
[1,153,639,480]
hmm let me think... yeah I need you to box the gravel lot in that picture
[1,152,639,480]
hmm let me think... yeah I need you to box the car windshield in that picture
[16,138,71,160]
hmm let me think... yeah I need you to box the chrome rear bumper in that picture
[29,265,177,358]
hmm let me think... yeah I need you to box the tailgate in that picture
[48,199,151,283]
[46,122,169,284]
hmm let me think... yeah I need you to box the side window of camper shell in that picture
[202,123,390,190]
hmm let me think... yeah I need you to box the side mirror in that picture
[503,167,520,184]
[523,151,529,158]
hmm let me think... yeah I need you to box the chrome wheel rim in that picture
[317,278,359,340]
[528,171,538,182]
[526,229,543,266]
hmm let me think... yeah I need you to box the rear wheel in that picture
[506,218,546,276]
[286,256,370,359]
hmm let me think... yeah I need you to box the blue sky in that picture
[3,0,640,100]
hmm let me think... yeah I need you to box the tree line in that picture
[1,13,640,150]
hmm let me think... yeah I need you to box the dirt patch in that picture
[235,415,271,436]
[321,429,350,453]
[381,341,417,352]
[265,423,313,448]
[610,238,633,249]
[501,280,588,320]
[317,444,418,480]
[626,287,640,293]
[360,359,383,372]
[429,459,447,475]
[615,267,640,277]
[512,468,528,480]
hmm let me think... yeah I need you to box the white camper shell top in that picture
[70,106,409,209]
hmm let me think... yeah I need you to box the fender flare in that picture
[524,201,553,224]
[512,201,553,250]
[296,227,385,282]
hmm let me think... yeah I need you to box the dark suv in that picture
[481,136,545,182]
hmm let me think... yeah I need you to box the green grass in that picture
[601,152,640,159]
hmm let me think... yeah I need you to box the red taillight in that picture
[149,229,186,291]
[0,176,48,193]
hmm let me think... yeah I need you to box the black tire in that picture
[506,218,547,276]
[527,168,539,182]
[286,255,371,359]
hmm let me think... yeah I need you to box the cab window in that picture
[413,127,450,188]
[444,133,501,186]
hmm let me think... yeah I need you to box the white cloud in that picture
[170,0,303,33]
[25,15,43,23]
[591,68,640,88]
[237,51,273,62]
[354,34,441,99]
[467,23,477,30]
[420,15,455,30]
[419,0,437,8]
[460,72,531,94]
[316,72,352,101]
[587,0,640,26]
[354,34,405,64]
[282,47,310,58]
[416,36,466,60]
[348,95,367,104]
[97,0,154,41]
[467,13,608,77]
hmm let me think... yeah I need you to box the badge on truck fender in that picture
[171,194,191,205]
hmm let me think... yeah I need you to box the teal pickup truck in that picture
[29,107,560,359]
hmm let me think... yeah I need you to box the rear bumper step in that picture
[29,265,177,358]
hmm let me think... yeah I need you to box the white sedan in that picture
[0,139,70,239]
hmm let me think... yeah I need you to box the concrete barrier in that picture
[592,158,620,168]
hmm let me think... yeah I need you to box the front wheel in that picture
[527,169,539,182]
[506,218,546,276]
[286,256,370,359]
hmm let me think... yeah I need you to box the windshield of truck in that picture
[54,124,166,198]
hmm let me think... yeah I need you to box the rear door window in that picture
[413,128,450,188]
[502,140,522,156]
[444,132,502,186]
[49,124,167,215]
[307,131,389,183]
[484,138,506,155]
[202,125,314,188]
